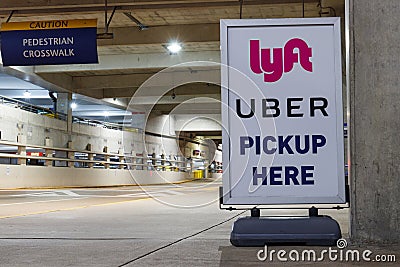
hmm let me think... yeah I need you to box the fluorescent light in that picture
[23,90,31,98]
[166,42,182,54]
[71,102,77,109]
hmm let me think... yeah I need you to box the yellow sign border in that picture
[1,19,97,31]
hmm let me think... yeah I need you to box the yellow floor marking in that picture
[0,179,193,191]
[0,197,86,206]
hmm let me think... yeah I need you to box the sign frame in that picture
[221,18,346,205]
[0,19,98,66]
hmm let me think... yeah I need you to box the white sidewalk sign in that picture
[221,18,345,204]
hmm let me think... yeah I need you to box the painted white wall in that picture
[0,165,190,188]
[0,104,164,154]
[146,114,176,136]
[0,104,126,152]
[174,114,221,132]
[0,105,221,187]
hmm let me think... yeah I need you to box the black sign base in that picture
[230,215,341,247]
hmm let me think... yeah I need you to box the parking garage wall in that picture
[0,104,122,152]
[0,105,194,187]
[0,105,180,155]
[0,105,221,187]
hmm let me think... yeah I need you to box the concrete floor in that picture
[0,180,397,266]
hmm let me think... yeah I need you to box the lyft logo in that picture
[250,38,313,83]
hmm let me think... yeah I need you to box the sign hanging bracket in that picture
[97,0,115,39]
[6,10,14,23]
[107,6,117,31]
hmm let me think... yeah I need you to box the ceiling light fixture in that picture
[71,102,77,109]
[23,90,31,98]
[166,42,182,54]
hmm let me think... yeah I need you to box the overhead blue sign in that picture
[0,19,98,66]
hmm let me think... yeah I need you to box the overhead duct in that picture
[123,12,148,30]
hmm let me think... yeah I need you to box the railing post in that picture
[190,158,194,177]
[103,146,110,169]
[17,145,26,165]
[67,141,74,168]
[161,153,165,171]
[118,155,125,169]
[118,149,125,169]
[45,148,53,167]
[130,150,136,170]
[141,150,146,170]
[151,152,156,170]
[44,138,53,167]
[16,135,26,165]
[87,144,94,168]
[170,154,175,171]
[179,156,182,172]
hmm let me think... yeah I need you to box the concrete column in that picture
[349,0,400,243]
[57,92,73,133]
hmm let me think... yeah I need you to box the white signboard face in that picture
[221,18,345,204]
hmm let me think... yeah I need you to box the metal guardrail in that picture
[0,140,191,172]
[72,116,125,131]
[0,94,67,120]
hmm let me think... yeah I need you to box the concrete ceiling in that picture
[0,73,126,123]
[0,0,344,127]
